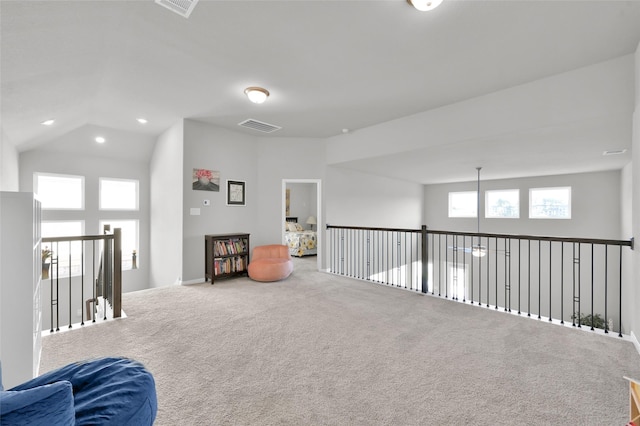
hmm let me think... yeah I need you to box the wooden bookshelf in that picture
[205,233,250,284]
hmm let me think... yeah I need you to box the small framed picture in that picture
[226,180,245,206]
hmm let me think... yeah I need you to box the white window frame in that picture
[485,189,520,219]
[99,178,139,211]
[529,187,572,219]
[34,172,85,210]
[448,191,477,218]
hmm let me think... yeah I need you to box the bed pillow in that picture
[295,223,304,231]
[286,223,297,232]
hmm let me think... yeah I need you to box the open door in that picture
[282,179,322,271]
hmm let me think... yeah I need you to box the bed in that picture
[285,217,317,257]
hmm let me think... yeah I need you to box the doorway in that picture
[282,179,322,271]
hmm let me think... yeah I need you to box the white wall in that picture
[255,138,326,249]
[181,120,259,283]
[0,130,19,191]
[326,166,423,229]
[621,162,633,341]
[631,41,640,347]
[325,55,633,166]
[19,149,151,293]
[150,121,184,288]
[424,170,622,239]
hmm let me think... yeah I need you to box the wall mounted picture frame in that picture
[193,168,220,192]
[227,180,245,206]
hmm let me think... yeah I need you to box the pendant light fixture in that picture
[244,87,270,104]
[407,0,443,12]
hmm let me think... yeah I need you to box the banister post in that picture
[422,225,428,294]
[113,228,122,318]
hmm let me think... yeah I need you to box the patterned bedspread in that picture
[285,231,317,257]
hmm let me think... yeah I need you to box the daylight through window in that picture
[529,187,571,219]
[486,189,519,218]
[41,221,84,278]
[35,173,84,210]
[100,178,139,210]
[448,191,477,218]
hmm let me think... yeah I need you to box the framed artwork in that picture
[227,180,245,206]
[193,168,220,192]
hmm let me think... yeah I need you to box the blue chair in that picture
[0,357,157,425]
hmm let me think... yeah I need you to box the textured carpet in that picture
[40,257,640,425]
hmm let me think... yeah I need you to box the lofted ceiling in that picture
[2,0,640,183]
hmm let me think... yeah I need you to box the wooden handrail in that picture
[326,224,633,248]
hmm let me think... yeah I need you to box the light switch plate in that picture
[190,208,201,215]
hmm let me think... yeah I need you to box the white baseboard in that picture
[631,331,640,357]
[180,278,206,286]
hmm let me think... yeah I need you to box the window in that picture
[529,187,571,219]
[34,173,84,210]
[100,178,139,210]
[99,220,139,270]
[448,191,477,218]
[42,221,84,278]
[486,189,519,218]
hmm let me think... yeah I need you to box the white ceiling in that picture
[2,0,640,183]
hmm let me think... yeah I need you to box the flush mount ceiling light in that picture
[95,136,106,144]
[244,87,270,104]
[41,119,55,126]
[407,0,443,11]
[137,118,148,124]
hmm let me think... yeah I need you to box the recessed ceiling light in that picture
[137,118,148,124]
[407,0,443,12]
[95,136,106,144]
[41,119,55,126]
[603,149,627,156]
[244,87,270,104]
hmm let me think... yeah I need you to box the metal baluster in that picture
[604,245,608,334]
[560,242,564,324]
[486,237,490,308]
[495,237,498,310]
[618,243,623,337]
[590,243,594,331]
[527,239,531,317]
[549,241,552,322]
[81,241,84,326]
[537,240,541,319]
[504,238,511,312]
[517,239,521,315]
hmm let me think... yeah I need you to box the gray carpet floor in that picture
[40,256,640,425]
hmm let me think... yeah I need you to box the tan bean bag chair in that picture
[247,244,294,282]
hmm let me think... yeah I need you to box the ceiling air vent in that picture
[155,0,199,18]
[603,149,627,156]
[238,119,282,134]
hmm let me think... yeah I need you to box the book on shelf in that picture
[213,238,248,257]
[213,256,247,276]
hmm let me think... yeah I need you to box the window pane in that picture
[100,220,139,270]
[42,221,84,278]
[100,178,139,210]
[449,191,477,218]
[486,189,519,218]
[529,187,571,219]
[35,173,84,210]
